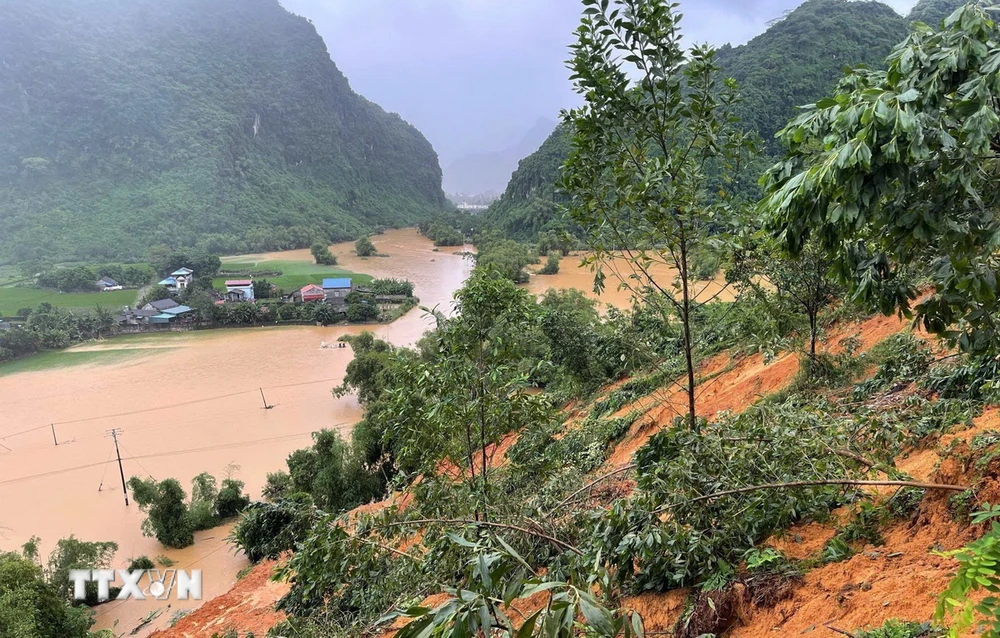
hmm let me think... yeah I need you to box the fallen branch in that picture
[375,518,582,555]
[824,623,856,637]
[685,479,969,505]
[831,448,877,469]
[552,464,636,510]
[354,536,420,562]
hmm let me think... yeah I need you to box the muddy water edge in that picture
[0,229,471,636]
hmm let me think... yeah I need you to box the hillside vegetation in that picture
[484,0,963,238]
[0,0,448,263]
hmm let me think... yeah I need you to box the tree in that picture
[310,242,337,265]
[731,238,841,358]
[760,3,1000,358]
[45,536,118,602]
[128,477,195,548]
[560,0,754,429]
[253,278,275,300]
[0,552,92,638]
[215,478,250,518]
[355,236,377,257]
[540,252,560,275]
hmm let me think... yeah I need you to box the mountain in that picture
[484,0,915,239]
[442,117,557,197]
[480,125,571,240]
[907,0,966,26]
[0,0,448,262]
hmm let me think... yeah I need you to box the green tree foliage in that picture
[367,278,415,297]
[215,478,251,519]
[128,477,195,549]
[539,252,560,275]
[937,505,1000,636]
[482,125,573,240]
[715,0,907,155]
[310,242,337,266]
[474,234,538,284]
[229,495,317,562]
[284,429,383,512]
[0,0,447,263]
[45,536,118,602]
[345,291,380,322]
[0,303,118,362]
[355,236,377,257]
[252,279,275,300]
[0,552,93,637]
[561,0,754,429]
[761,4,1000,357]
[423,222,465,247]
[148,251,221,279]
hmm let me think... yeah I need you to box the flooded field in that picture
[525,252,736,309]
[0,228,472,635]
[0,230,723,635]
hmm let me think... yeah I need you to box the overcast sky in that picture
[279,0,920,164]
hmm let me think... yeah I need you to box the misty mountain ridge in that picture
[442,116,557,197]
[0,0,448,262]
[484,0,965,240]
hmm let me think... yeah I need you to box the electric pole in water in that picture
[108,429,129,506]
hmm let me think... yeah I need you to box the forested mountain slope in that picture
[908,0,966,25]
[0,0,448,262]
[484,0,935,239]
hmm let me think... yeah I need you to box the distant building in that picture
[149,305,194,324]
[293,284,325,303]
[117,307,160,325]
[96,276,120,291]
[224,279,255,302]
[143,298,180,312]
[322,278,353,303]
[158,267,194,292]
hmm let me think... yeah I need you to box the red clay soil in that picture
[149,560,287,638]
[731,495,976,637]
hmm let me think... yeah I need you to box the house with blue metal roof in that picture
[322,278,353,303]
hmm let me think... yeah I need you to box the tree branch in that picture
[375,518,582,555]
[552,464,636,511]
[684,479,968,505]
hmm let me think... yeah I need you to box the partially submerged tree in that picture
[761,3,1000,358]
[355,236,377,257]
[561,0,755,429]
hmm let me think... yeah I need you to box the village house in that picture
[143,298,180,312]
[322,278,352,303]
[96,276,120,291]
[117,307,160,325]
[224,279,255,302]
[149,305,194,324]
[158,266,194,292]
[292,283,325,303]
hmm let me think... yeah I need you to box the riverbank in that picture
[0,228,474,637]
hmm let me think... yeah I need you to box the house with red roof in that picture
[293,283,325,303]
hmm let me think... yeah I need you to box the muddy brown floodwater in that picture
[0,231,729,636]
[525,252,736,309]
[0,229,472,636]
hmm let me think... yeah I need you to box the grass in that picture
[0,287,138,317]
[0,348,151,376]
[214,260,373,292]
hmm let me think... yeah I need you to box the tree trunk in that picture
[678,234,698,431]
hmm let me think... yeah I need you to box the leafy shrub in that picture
[855,620,943,638]
[355,236,377,257]
[310,242,337,265]
[127,556,155,571]
[128,477,195,548]
[229,495,317,562]
[540,252,560,274]
[215,478,251,518]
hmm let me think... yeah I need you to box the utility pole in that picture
[259,387,272,409]
[51,424,58,446]
[108,429,128,506]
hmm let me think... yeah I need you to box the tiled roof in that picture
[225,280,253,287]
